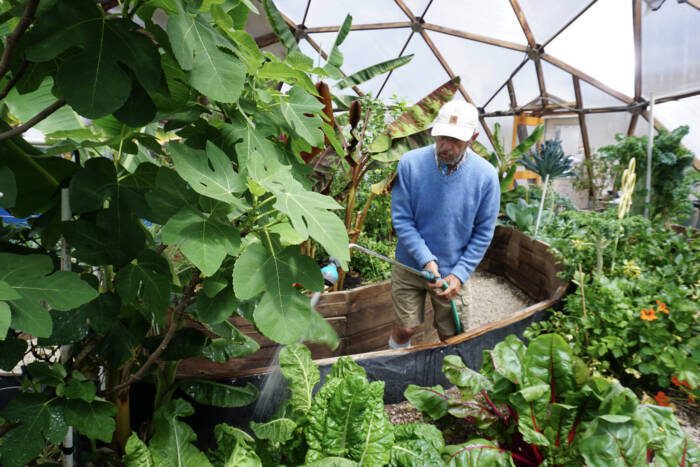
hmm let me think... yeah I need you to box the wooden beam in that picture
[573,76,594,201]
[422,23,528,52]
[305,21,411,33]
[628,112,640,136]
[633,0,642,100]
[301,0,312,25]
[542,0,598,48]
[509,0,536,47]
[507,80,517,109]
[479,116,495,145]
[656,87,700,103]
[393,0,414,20]
[534,58,547,107]
[686,0,700,11]
[482,102,646,117]
[254,32,278,48]
[542,53,633,104]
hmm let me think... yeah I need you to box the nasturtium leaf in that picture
[115,249,172,321]
[169,141,245,204]
[180,380,258,408]
[149,399,212,467]
[64,399,117,443]
[0,253,98,337]
[280,86,324,147]
[0,394,68,467]
[0,302,10,340]
[167,2,245,103]
[0,166,17,208]
[162,207,241,276]
[26,0,161,118]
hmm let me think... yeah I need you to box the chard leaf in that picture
[443,439,514,466]
[578,417,647,467]
[210,424,261,467]
[149,399,212,467]
[523,334,575,401]
[123,433,154,467]
[403,384,449,420]
[180,380,258,408]
[250,418,296,444]
[279,343,320,416]
[442,355,492,397]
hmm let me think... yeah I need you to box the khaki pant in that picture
[391,265,471,337]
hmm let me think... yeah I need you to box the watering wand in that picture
[348,243,462,334]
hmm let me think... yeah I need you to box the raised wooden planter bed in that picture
[178,226,568,379]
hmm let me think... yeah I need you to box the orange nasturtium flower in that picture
[671,376,692,389]
[640,308,657,321]
[654,391,671,407]
[656,300,669,314]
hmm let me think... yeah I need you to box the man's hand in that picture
[436,274,462,300]
[423,260,440,280]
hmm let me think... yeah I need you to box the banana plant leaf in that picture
[335,55,413,90]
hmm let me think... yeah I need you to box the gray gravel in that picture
[468,270,535,329]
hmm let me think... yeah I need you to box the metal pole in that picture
[60,187,74,467]
[644,93,655,219]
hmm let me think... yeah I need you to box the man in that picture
[388,100,500,348]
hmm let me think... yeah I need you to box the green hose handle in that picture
[423,270,463,334]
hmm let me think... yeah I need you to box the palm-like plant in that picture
[519,139,574,180]
[519,140,575,236]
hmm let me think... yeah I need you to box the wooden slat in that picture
[305,22,411,33]
[506,80,517,109]
[542,53,633,104]
[422,23,528,52]
[633,0,642,100]
[627,112,640,136]
[393,0,414,20]
[509,0,536,47]
[573,76,594,202]
[534,58,547,108]
[686,0,700,11]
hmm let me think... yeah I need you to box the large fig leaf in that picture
[115,249,172,322]
[25,0,161,118]
[443,439,515,467]
[0,166,16,208]
[523,334,575,402]
[0,302,9,340]
[279,343,320,416]
[180,380,258,408]
[233,241,334,345]
[167,2,245,103]
[280,86,325,147]
[169,141,245,205]
[63,399,117,443]
[161,207,241,276]
[247,155,349,266]
[149,399,212,467]
[0,253,98,337]
[0,394,68,467]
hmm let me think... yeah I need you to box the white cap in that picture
[430,100,479,141]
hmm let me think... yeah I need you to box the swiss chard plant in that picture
[0,0,416,464]
[252,343,446,466]
[405,334,700,466]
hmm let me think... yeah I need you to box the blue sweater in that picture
[391,144,500,283]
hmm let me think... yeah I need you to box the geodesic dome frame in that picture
[250,0,700,164]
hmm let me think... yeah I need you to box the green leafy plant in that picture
[253,343,445,466]
[504,198,543,233]
[530,210,700,395]
[472,123,544,192]
[599,126,697,223]
[572,153,616,209]
[405,334,700,466]
[0,0,401,463]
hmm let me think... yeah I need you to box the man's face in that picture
[435,135,470,164]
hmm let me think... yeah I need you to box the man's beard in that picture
[437,151,463,165]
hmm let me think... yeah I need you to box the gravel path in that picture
[468,270,535,329]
